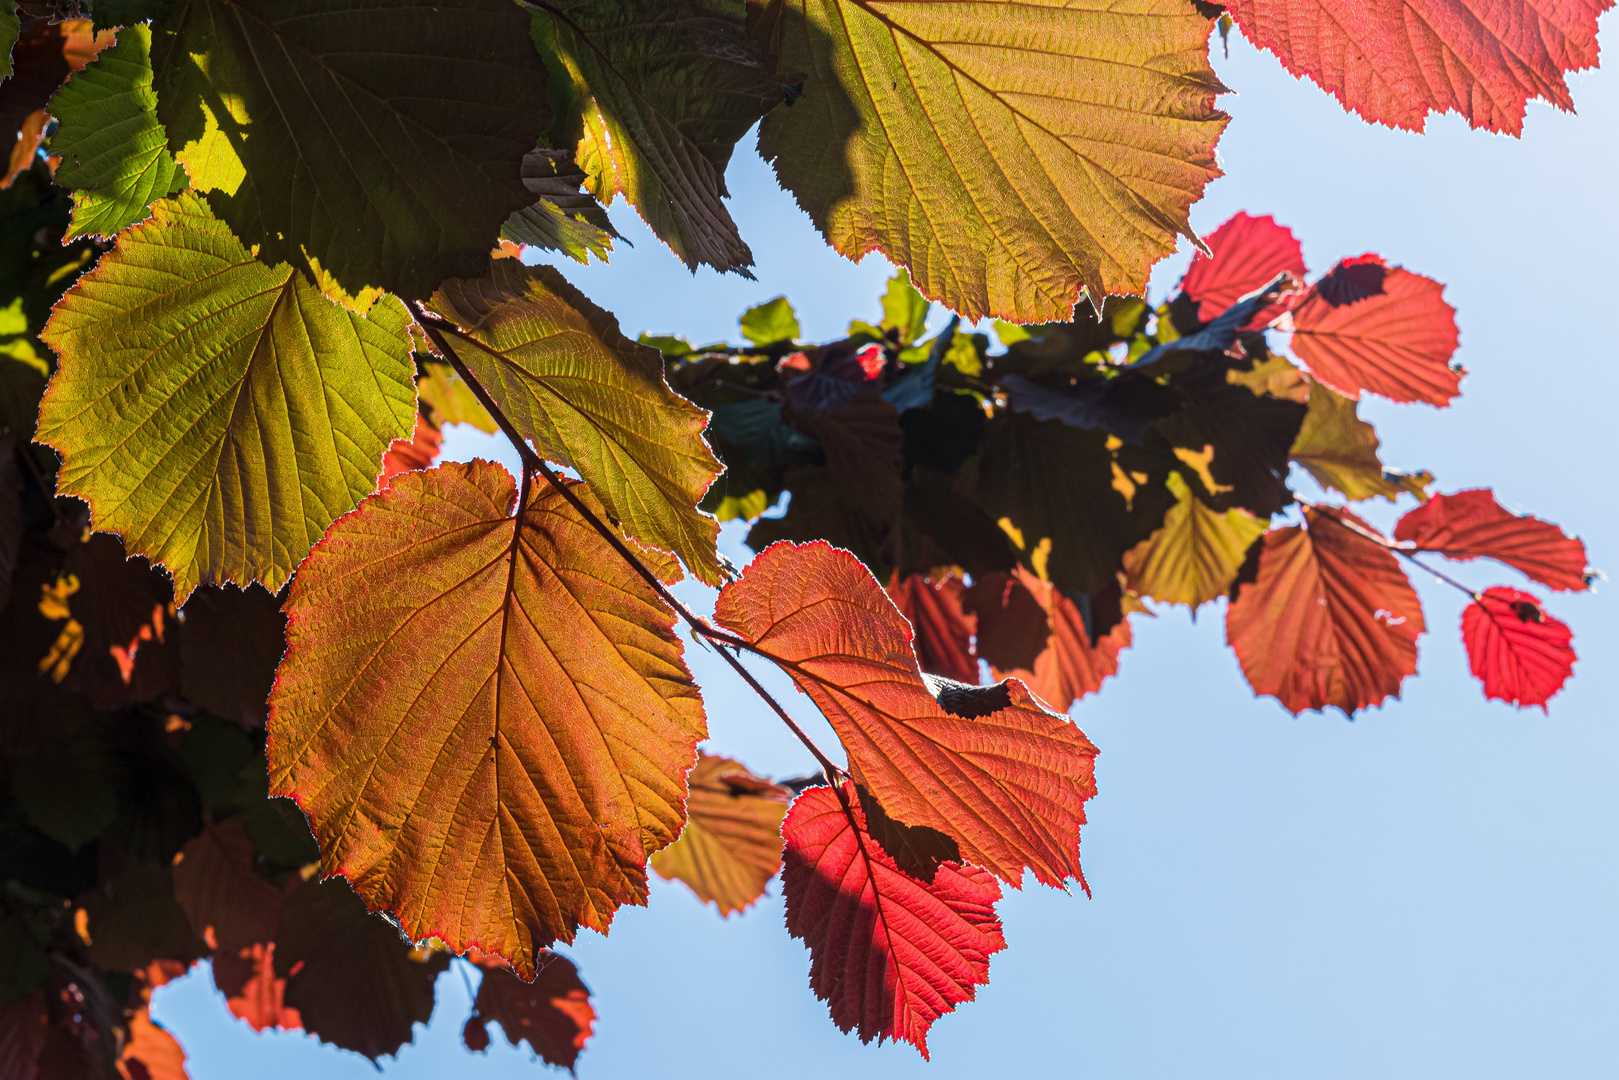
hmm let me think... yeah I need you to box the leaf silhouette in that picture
[178,583,285,730]
[887,572,978,686]
[429,261,726,586]
[463,954,594,1070]
[1393,488,1590,592]
[714,540,1099,887]
[37,192,417,601]
[1123,472,1267,608]
[1179,211,1305,325]
[756,0,1229,321]
[1289,381,1433,503]
[1226,507,1424,715]
[1461,587,1575,710]
[1289,263,1461,406]
[650,752,790,915]
[172,819,280,953]
[781,783,1005,1059]
[267,460,706,977]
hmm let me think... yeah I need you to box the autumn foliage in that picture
[0,0,1603,1074]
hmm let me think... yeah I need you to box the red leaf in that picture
[714,541,1098,888]
[1227,0,1611,134]
[379,414,443,485]
[1289,265,1461,406]
[1227,507,1425,715]
[1462,587,1575,710]
[961,571,1048,674]
[1180,212,1306,325]
[213,942,302,1033]
[781,784,1005,1059]
[463,955,594,1071]
[886,572,978,685]
[1394,488,1589,592]
[1001,569,1131,714]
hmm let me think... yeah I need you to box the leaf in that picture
[501,148,620,265]
[650,753,789,915]
[150,0,549,299]
[533,0,782,275]
[1179,212,1306,325]
[886,572,978,685]
[59,533,179,709]
[1123,472,1267,608]
[740,296,800,346]
[1289,380,1432,502]
[756,0,1229,322]
[1288,264,1461,406]
[1001,569,1133,714]
[879,269,929,346]
[37,192,416,601]
[117,1009,187,1080]
[429,261,725,586]
[1226,0,1611,134]
[78,863,205,973]
[378,414,443,487]
[463,955,594,1071]
[1153,360,1307,516]
[172,819,280,953]
[1461,587,1575,710]
[1227,354,1311,404]
[961,571,1050,674]
[7,708,116,852]
[0,991,47,1080]
[178,583,284,729]
[714,540,1099,887]
[274,879,450,1061]
[1,5,17,82]
[780,783,1005,1059]
[267,461,706,977]
[416,361,497,435]
[45,25,186,240]
[1226,507,1424,715]
[1393,488,1590,592]
[1,22,68,179]
[212,942,300,1032]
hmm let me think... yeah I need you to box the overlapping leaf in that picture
[650,752,790,915]
[1123,472,1267,608]
[429,261,725,585]
[37,192,416,601]
[178,583,285,729]
[1227,0,1612,134]
[1289,380,1433,502]
[714,541,1099,887]
[501,148,620,265]
[213,942,301,1032]
[887,572,978,685]
[756,0,1229,321]
[378,414,443,486]
[1394,488,1589,592]
[781,783,1004,1058]
[1461,587,1575,710]
[150,0,549,299]
[998,568,1132,714]
[1288,263,1461,406]
[1179,211,1305,324]
[267,461,706,977]
[463,955,594,1070]
[172,819,280,953]
[1226,507,1424,714]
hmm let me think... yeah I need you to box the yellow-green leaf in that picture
[1290,382,1433,503]
[417,360,496,435]
[756,0,1228,322]
[1122,472,1265,608]
[37,192,415,601]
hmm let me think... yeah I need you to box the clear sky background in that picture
[155,16,1619,1079]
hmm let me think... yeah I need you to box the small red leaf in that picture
[1180,212,1306,325]
[1461,587,1575,710]
[1290,265,1460,406]
[886,572,978,685]
[781,784,1005,1059]
[379,414,443,485]
[1394,489,1589,592]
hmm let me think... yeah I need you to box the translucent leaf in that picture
[1461,587,1575,710]
[1394,488,1591,593]
[651,752,790,915]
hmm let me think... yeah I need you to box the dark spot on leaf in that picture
[1315,260,1387,306]
[1509,599,1543,623]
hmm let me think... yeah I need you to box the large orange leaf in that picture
[1288,263,1461,406]
[782,784,1004,1058]
[649,753,790,916]
[1227,0,1612,134]
[1461,587,1575,711]
[463,955,594,1070]
[268,460,706,976]
[1179,212,1306,325]
[1003,568,1133,714]
[886,572,978,686]
[1394,488,1590,592]
[713,541,1098,887]
[1227,507,1424,714]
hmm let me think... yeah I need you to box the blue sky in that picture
[157,16,1619,1079]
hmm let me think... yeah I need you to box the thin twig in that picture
[1306,502,1481,600]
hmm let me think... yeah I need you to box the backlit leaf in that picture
[1393,488,1590,592]
[1461,587,1575,710]
[378,414,442,487]
[740,296,800,347]
[714,541,1099,887]
[1123,472,1266,608]
[1288,264,1461,406]
[37,192,416,601]
[756,0,1229,321]
[996,568,1133,714]
[1290,380,1433,502]
[501,148,620,265]
[1226,507,1424,715]
[416,361,497,435]
[464,956,594,1071]
[212,942,300,1032]
[650,752,789,915]
[150,0,548,299]
[886,571,978,686]
[961,571,1049,674]
[1226,0,1611,134]
[781,783,1004,1058]
[268,461,706,976]
[430,262,726,586]
[117,1009,187,1080]
[1179,211,1305,324]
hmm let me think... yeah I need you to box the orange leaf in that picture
[268,460,706,975]
[649,753,790,916]
[463,955,594,1070]
[378,414,443,486]
[1289,264,1460,406]
[714,541,1098,888]
[1180,212,1306,325]
[886,572,978,686]
[1394,489,1590,592]
[781,783,1004,1059]
[213,942,301,1033]
[116,1011,186,1080]
[1001,569,1132,715]
[1462,587,1575,711]
[1226,508,1424,715]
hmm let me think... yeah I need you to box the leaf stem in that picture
[1306,502,1481,601]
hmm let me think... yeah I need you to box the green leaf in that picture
[429,261,726,585]
[740,296,800,346]
[756,0,1228,322]
[47,25,187,241]
[533,0,783,275]
[1,3,17,81]
[37,192,416,601]
[150,0,549,299]
[501,148,620,265]
[880,269,928,345]
[1290,381,1434,503]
